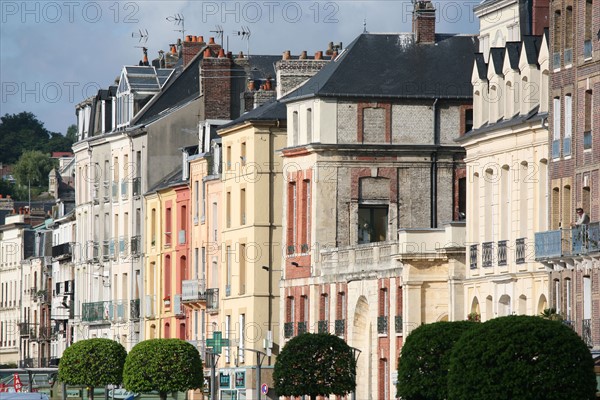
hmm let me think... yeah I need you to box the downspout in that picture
[267,124,274,365]
[431,98,439,228]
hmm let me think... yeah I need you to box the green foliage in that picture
[273,333,357,400]
[58,338,127,388]
[66,125,77,143]
[448,315,596,400]
[0,112,74,164]
[123,339,203,399]
[396,321,476,400]
[13,150,57,189]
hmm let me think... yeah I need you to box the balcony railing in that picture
[582,319,592,348]
[206,288,219,312]
[318,320,328,333]
[335,319,345,336]
[297,321,307,335]
[395,315,403,334]
[130,299,140,319]
[284,322,294,338]
[109,239,115,259]
[377,316,388,335]
[52,242,72,258]
[173,294,184,316]
[497,240,507,266]
[584,40,592,59]
[535,223,600,260]
[482,242,493,268]
[18,322,30,336]
[469,244,478,269]
[82,301,111,323]
[182,279,207,301]
[515,238,526,264]
[119,237,126,255]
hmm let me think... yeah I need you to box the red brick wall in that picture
[201,56,232,120]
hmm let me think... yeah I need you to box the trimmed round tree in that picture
[273,333,357,400]
[123,339,203,400]
[58,338,127,400]
[396,321,476,400]
[448,315,597,400]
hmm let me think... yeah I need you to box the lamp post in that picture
[243,348,267,400]
[350,347,361,400]
[206,351,220,400]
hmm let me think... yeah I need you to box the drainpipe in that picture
[431,98,439,228]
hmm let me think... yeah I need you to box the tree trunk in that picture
[89,387,94,400]
[160,392,167,400]
[310,394,317,400]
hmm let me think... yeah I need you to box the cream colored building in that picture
[458,3,550,320]
[216,101,286,400]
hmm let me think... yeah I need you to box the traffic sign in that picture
[261,384,268,395]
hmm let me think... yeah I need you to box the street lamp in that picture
[350,347,361,400]
[205,351,220,400]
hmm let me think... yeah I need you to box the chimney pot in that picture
[283,50,291,60]
[218,48,226,58]
[198,35,204,43]
[300,50,307,59]
[209,37,215,44]
[332,50,338,59]
[191,35,197,42]
[315,51,323,60]
[185,35,192,42]
[204,48,212,58]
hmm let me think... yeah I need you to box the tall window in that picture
[165,207,172,246]
[292,111,299,145]
[564,7,573,64]
[564,94,572,156]
[241,142,246,166]
[584,90,592,150]
[303,180,311,251]
[553,10,561,68]
[306,108,312,143]
[562,185,571,227]
[287,182,297,253]
[226,245,232,296]
[554,279,561,312]
[151,208,156,245]
[240,188,246,225]
[553,97,561,158]
[565,278,572,320]
[239,243,246,295]
[226,191,231,228]
[584,0,593,58]
[225,315,231,363]
[519,162,528,238]
[164,255,171,299]
[239,314,245,363]
[194,181,199,222]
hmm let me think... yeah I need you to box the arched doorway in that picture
[352,296,371,400]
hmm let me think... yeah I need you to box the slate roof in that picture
[522,35,543,65]
[489,48,505,75]
[474,53,488,79]
[283,33,478,102]
[456,105,547,142]
[505,42,522,70]
[146,165,185,194]
[218,100,287,131]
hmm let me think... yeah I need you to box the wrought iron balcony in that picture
[130,235,141,256]
[52,242,72,258]
[173,294,184,316]
[19,322,30,336]
[182,279,207,302]
[335,319,345,336]
[469,244,478,269]
[130,299,140,319]
[515,238,526,264]
[206,288,219,312]
[395,315,403,334]
[497,240,507,266]
[377,316,388,335]
[318,320,329,333]
[482,242,493,268]
[82,301,111,323]
[297,321,307,335]
[284,322,294,338]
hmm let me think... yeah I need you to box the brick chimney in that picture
[413,0,436,44]
[182,35,205,67]
[532,0,550,36]
[201,52,233,119]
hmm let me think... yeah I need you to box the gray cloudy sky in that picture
[1,1,480,135]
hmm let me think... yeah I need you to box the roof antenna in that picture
[363,18,367,33]
[131,29,149,43]
[166,13,185,42]
[211,25,224,48]
[234,26,251,57]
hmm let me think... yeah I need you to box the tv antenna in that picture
[234,26,251,56]
[132,29,149,43]
[210,25,224,47]
[166,13,185,42]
